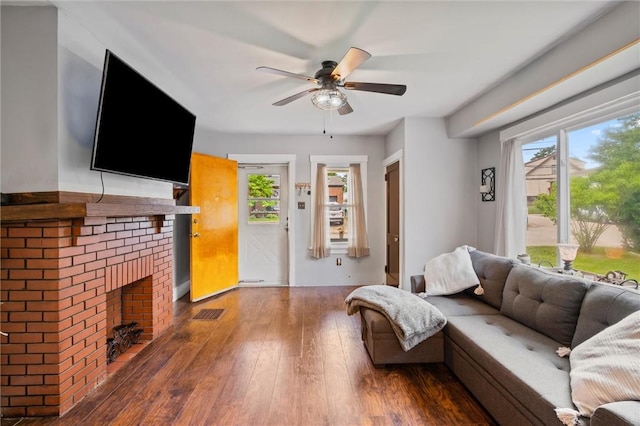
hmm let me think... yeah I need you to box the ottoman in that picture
[360,306,444,367]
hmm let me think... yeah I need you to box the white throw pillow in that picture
[422,246,480,296]
[556,311,640,425]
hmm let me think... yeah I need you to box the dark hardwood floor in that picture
[3,286,497,426]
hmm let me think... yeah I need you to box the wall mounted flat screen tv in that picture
[91,50,196,187]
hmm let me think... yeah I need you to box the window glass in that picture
[566,113,639,281]
[328,169,348,242]
[523,135,558,266]
[247,174,280,224]
[522,112,640,283]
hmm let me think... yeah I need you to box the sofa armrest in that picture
[591,401,640,426]
[410,275,425,293]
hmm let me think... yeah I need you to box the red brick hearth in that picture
[1,212,177,417]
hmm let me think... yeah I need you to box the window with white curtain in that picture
[310,155,368,255]
[520,110,639,282]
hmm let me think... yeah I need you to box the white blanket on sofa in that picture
[345,285,447,351]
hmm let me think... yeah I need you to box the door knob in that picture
[393,236,399,242]
[192,232,200,238]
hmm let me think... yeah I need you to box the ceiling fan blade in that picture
[257,66,319,84]
[342,82,407,96]
[272,88,319,106]
[331,47,371,80]
[338,102,353,116]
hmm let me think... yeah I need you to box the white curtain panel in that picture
[311,163,330,258]
[347,163,370,258]
[494,138,527,258]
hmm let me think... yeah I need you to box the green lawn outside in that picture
[249,216,279,223]
[527,205,543,215]
[526,246,640,281]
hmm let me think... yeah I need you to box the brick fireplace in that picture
[1,195,197,417]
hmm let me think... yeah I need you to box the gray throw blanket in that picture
[345,285,447,351]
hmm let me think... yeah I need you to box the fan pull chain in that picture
[322,111,333,138]
[323,112,326,135]
[329,110,333,138]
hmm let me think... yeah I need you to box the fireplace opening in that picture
[107,322,143,363]
[105,275,153,364]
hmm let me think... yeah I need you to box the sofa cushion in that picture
[445,314,573,426]
[571,282,640,348]
[591,401,640,426]
[467,250,517,309]
[501,265,588,347]
[422,246,480,296]
[563,311,640,421]
[425,294,501,317]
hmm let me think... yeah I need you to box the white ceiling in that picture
[49,0,619,136]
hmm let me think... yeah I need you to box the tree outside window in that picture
[524,112,639,281]
[247,174,280,223]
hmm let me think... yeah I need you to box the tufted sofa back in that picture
[500,264,589,347]
[468,250,517,309]
[571,281,640,348]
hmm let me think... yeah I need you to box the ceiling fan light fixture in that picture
[311,88,347,111]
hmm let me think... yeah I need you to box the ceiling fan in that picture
[257,47,407,115]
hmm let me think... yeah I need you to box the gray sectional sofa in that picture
[358,249,640,426]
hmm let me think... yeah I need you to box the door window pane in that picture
[247,174,280,223]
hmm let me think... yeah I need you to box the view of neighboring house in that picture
[524,154,589,203]
[328,175,345,203]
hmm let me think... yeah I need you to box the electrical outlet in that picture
[336,258,342,266]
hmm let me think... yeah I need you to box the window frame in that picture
[310,155,368,254]
[512,93,639,264]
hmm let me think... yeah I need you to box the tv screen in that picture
[91,50,196,186]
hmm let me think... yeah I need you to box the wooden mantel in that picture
[0,191,199,222]
[1,202,199,222]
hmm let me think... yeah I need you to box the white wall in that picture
[476,131,500,252]
[173,192,192,300]
[192,130,387,286]
[397,117,478,289]
[384,120,405,158]
[1,6,59,193]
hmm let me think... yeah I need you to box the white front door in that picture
[238,165,289,286]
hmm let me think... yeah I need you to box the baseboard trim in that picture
[174,279,190,301]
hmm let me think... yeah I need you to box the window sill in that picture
[330,241,348,254]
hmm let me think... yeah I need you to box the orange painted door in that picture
[189,153,238,301]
